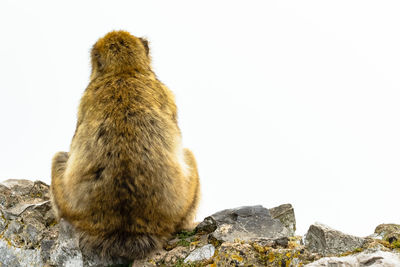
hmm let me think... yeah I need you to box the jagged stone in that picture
[212,241,260,266]
[305,250,400,267]
[0,179,124,267]
[305,222,365,256]
[270,203,296,236]
[0,240,43,267]
[195,216,217,234]
[184,244,215,263]
[207,205,291,243]
[1,179,400,266]
[131,249,168,267]
[252,237,289,249]
[0,180,53,266]
[375,224,400,245]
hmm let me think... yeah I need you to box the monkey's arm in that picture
[50,151,69,219]
[177,148,200,230]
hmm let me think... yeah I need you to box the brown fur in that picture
[51,31,200,260]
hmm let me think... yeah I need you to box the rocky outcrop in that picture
[0,179,399,266]
[305,222,366,256]
[0,179,122,267]
[269,203,296,236]
[0,179,54,266]
[375,224,400,246]
[184,244,215,263]
[198,205,292,243]
[305,250,400,267]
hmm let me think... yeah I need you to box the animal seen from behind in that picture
[50,30,200,260]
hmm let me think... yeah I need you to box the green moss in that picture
[176,230,196,239]
[177,239,191,247]
[339,247,364,257]
[174,230,197,248]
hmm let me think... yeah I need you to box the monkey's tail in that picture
[78,230,162,261]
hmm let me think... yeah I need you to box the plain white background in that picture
[0,0,399,237]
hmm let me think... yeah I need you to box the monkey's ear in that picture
[139,37,150,56]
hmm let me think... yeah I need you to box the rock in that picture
[0,179,52,266]
[163,246,190,264]
[195,216,217,234]
[0,179,50,205]
[305,250,400,267]
[270,203,296,236]
[184,244,215,263]
[1,179,400,266]
[132,246,191,267]
[0,179,123,267]
[206,205,291,243]
[0,240,43,267]
[48,219,84,267]
[252,237,289,249]
[213,242,260,266]
[305,222,365,256]
[375,224,400,245]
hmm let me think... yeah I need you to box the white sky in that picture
[0,0,399,237]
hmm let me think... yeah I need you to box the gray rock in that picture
[305,250,400,267]
[0,239,43,267]
[40,239,55,263]
[270,203,296,236]
[162,246,190,265]
[1,179,35,196]
[132,246,191,267]
[49,219,84,267]
[0,179,125,267]
[252,236,289,248]
[375,224,400,244]
[207,205,290,243]
[305,222,365,256]
[195,216,217,234]
[184,244,215,263]
[5,179,400,266]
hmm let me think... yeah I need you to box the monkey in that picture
[50,30,200,260]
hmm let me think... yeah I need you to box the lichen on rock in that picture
[0,179,399,266]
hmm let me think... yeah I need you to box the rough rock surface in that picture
[198,205,291,243]
[305,222,366,256]
[0,179,54,266]
[0,179,123,267]
[184,244,215,263]
[0,179,400,266]
[269,203,296,236]
[375,224,400,246]
[305,249,400,267]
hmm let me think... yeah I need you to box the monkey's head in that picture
[90,31,151,79]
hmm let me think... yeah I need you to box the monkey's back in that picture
[50,31,200,260]
[64,73,187,237]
